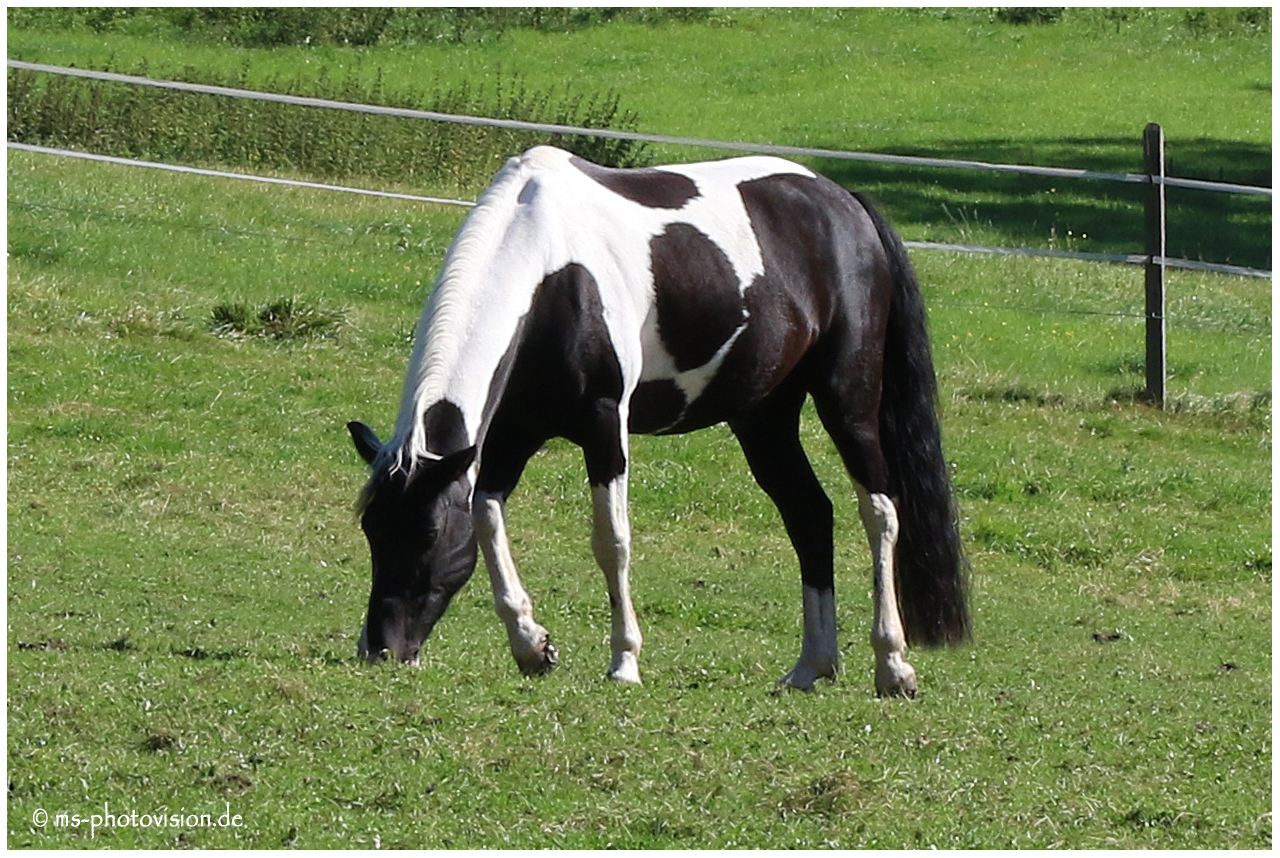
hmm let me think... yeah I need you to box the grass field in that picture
[7,7,1272,267]
[7,9,1272,850]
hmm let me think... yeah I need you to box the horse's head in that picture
[347,421,478,665]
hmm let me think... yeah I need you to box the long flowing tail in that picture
[854,193,970,647]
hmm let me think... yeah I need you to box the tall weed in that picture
[7,62,650,191]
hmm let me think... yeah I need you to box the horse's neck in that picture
[394,249,548,463]
[377,158,538,464]
[397,287,529,456]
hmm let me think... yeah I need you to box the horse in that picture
[347,145,968,697]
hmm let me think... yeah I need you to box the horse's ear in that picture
[347,421,382,466]
[432,445,476,483]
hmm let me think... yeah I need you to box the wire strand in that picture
[8,59,1272,196]
[8,142,1271,281]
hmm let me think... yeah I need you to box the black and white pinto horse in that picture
[348,146,968,697]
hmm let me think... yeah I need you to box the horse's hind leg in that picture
[810,389,918,698]
[855,483,917,698]
[730,383,839,690]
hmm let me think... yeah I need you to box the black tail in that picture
[854,193,969,648]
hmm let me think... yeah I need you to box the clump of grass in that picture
[107,305,192,340]
[995,8,1065,26]
[210,297,345,341]
[1166,389,1272,418]
[140,729,179,753]
[773,771,867,820]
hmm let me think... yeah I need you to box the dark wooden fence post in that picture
[1143,122,1167,408]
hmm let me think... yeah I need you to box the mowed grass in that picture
[8,150,1270,849]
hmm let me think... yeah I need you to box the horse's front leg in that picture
[582,399,643,684]
[592,475,642,683]
[473,491,558,676]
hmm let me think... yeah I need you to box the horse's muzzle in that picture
[356,620,422,666]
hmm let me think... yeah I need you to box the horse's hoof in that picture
[607,653,642,684]
[774,656,837,693]
[875,665,919,699]
[518,639,559,676]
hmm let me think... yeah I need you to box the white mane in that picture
[379,153,534,475]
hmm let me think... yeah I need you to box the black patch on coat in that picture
[477,263,629,493]
[649,173,848,434]
[421,399,469,456]
[628,379,687,434]
[650,223,746,372]
[570,156,699,209]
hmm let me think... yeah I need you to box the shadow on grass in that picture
[813,135,1271,271]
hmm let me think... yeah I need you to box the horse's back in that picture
[618,161,894,434]
[441,148,895,439]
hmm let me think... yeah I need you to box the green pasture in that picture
[8,151,1270,850]
[7,8,1272,850]
[7,7,1272,268]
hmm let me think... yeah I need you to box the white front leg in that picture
[856,485,918,698]
[473,491,558,675]
[591,477,643,684]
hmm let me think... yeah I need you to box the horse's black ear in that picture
[348,421,382,466]
[432,445,476,483]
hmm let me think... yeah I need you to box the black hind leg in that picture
[810,385,918,698]
[730,382,839,690]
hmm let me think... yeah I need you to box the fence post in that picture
[1143,122,1167,408]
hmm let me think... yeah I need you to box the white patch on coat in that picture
[655,156,812,289]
